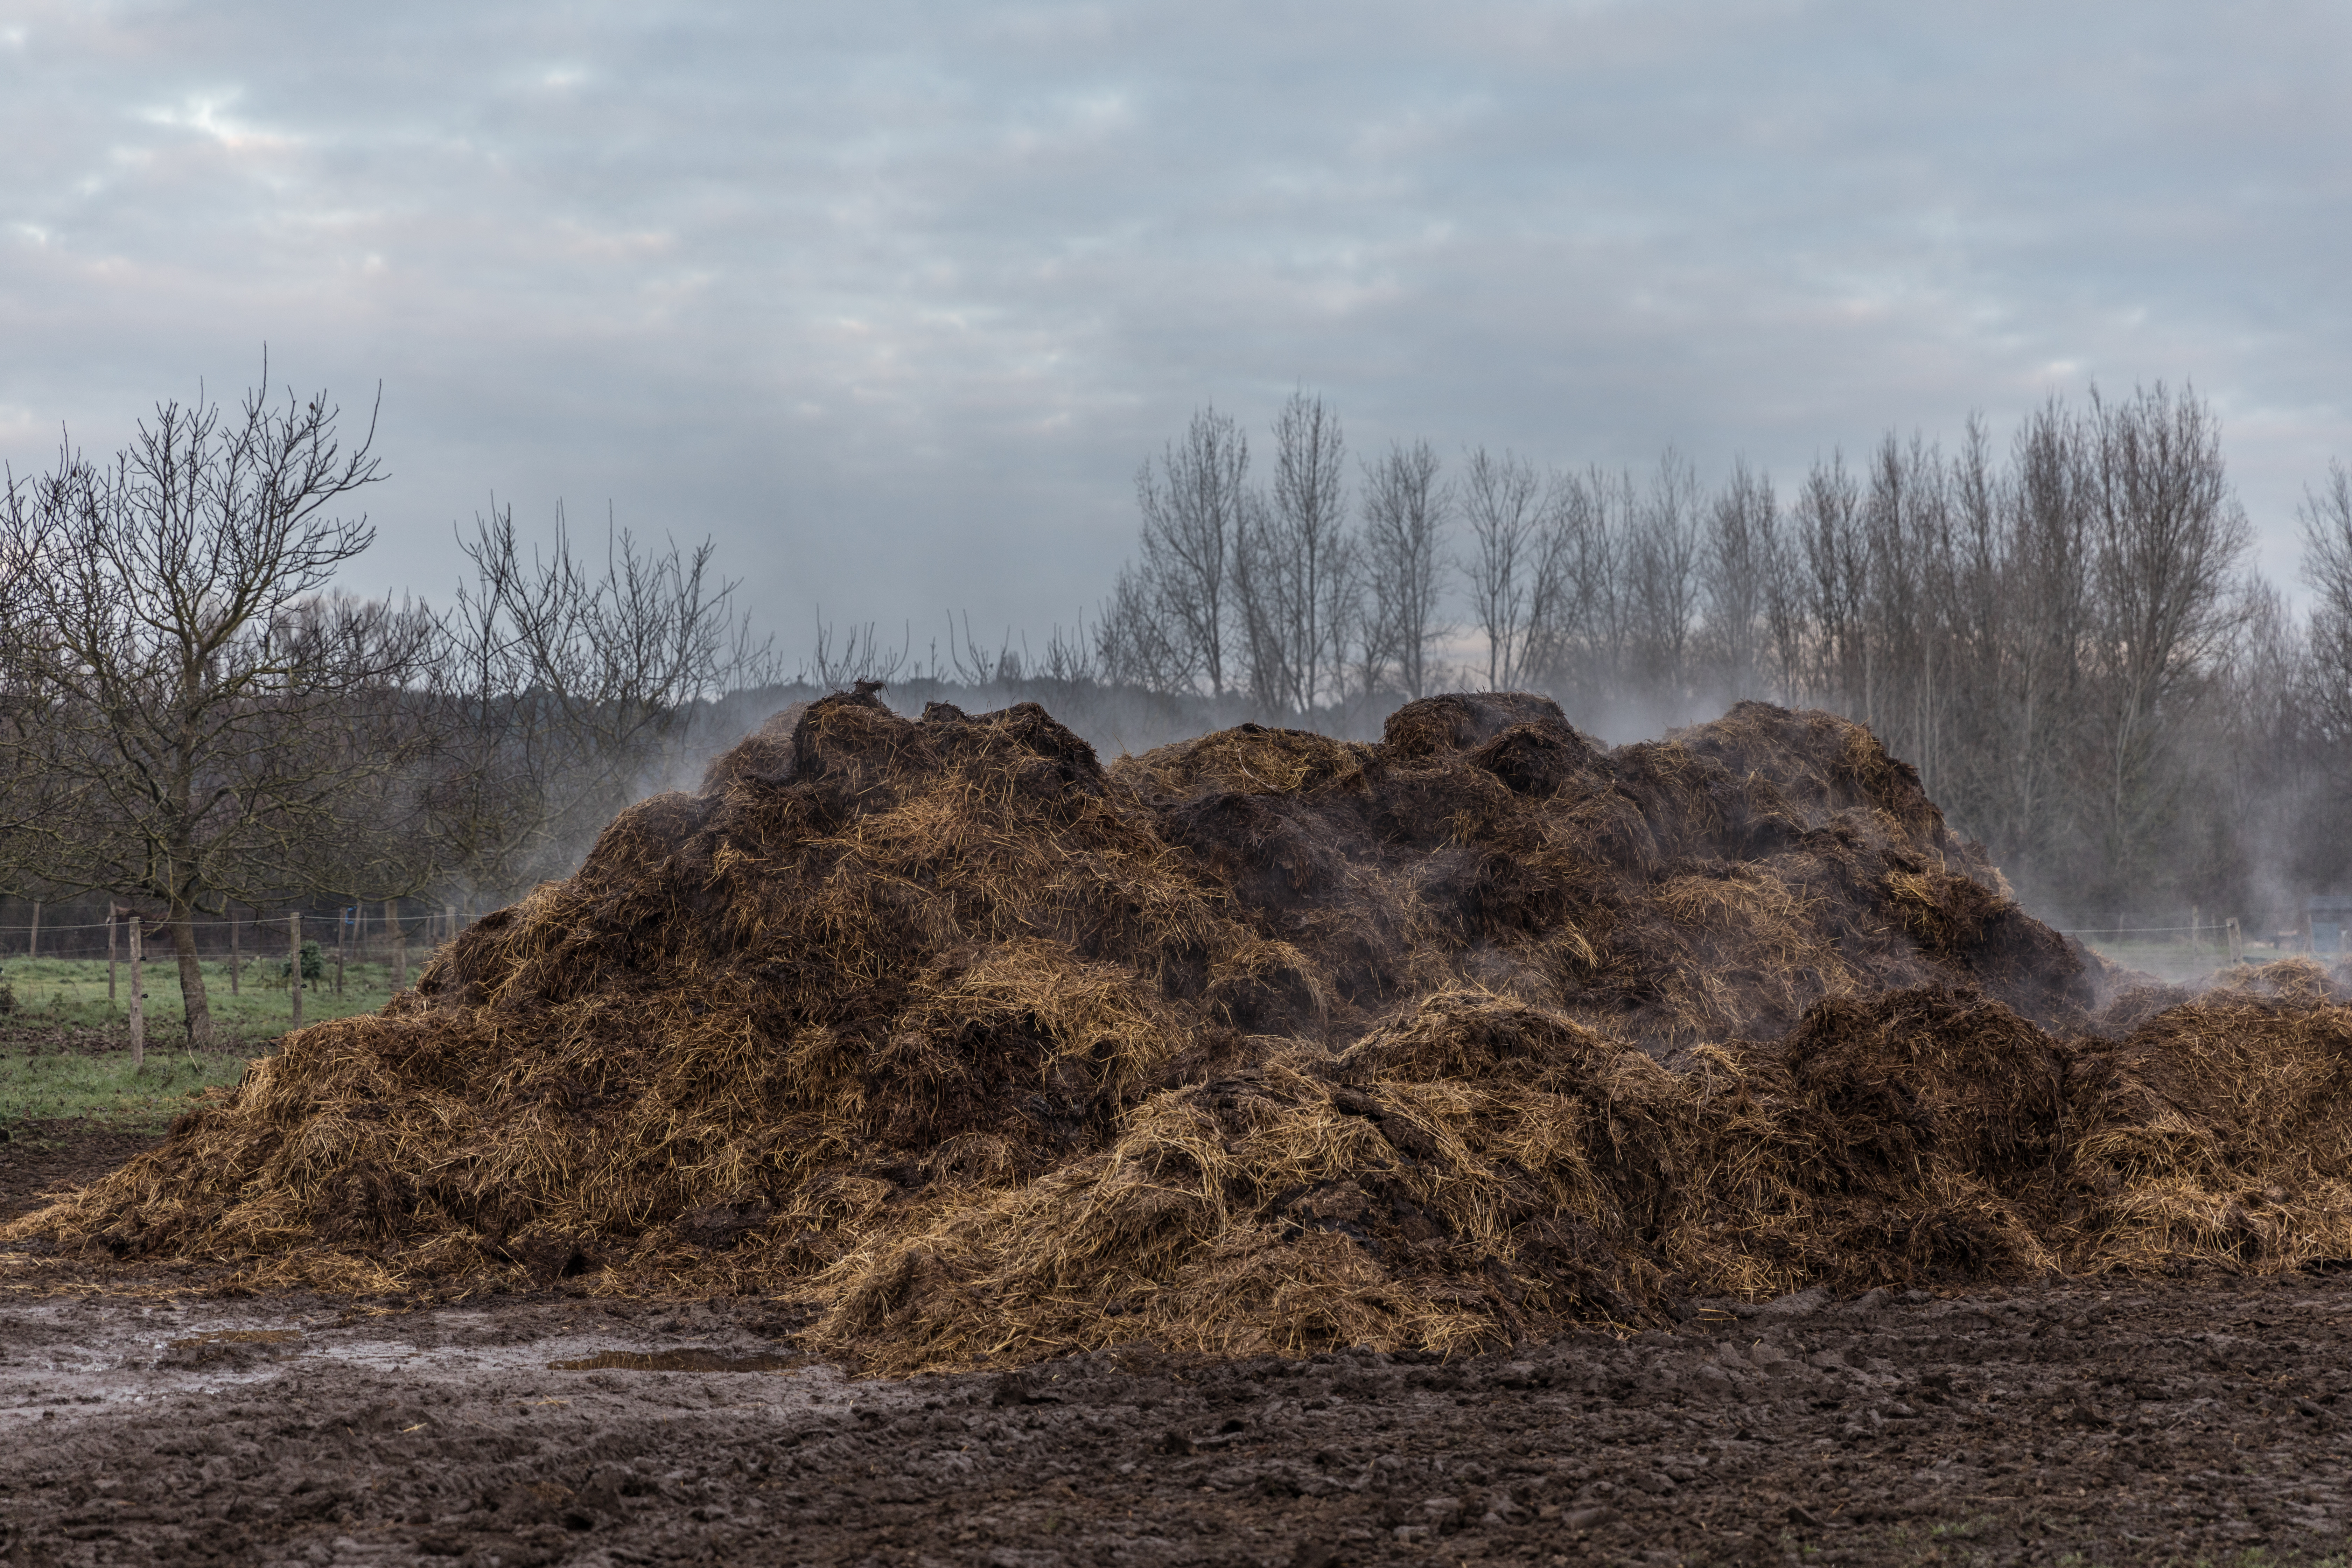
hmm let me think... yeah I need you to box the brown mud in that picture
[7,1270,2352,1565]
[0,1121,161,1224]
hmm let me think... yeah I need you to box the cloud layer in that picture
[4,0,2347,644]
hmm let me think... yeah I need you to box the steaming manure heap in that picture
[15,691,2352,1371]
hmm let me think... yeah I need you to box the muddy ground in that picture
[6,1139,2352,1567]
[0,1120,161,1223]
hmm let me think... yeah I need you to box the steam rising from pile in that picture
[15,692,2352,1371]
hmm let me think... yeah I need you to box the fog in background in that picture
[677,379,2343,943]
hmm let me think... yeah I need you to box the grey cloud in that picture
[2,0,2346,637]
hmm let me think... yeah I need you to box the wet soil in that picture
[7,1274,2352,1566]
[0,1120,162,1223]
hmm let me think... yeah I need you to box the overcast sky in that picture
[3,0,2346,659]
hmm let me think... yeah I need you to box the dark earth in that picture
[8,1129,2352,1567]
[0,1119,164,1227]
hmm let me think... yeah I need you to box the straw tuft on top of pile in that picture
[12,690,2352,1370]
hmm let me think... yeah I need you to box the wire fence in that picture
[0,905,479,963]
[3,917,388,933]
[4,912,2324,963]
[2048,916,2352,971]
[2055,919,2330,947]
[0,905,485,1054]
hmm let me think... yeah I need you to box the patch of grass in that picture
[0,951,408,1141]
[0,955,404,1045]
[0,1048,252,1135]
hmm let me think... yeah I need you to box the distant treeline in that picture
[814,383,2351,934]
[4,371,2347,1046]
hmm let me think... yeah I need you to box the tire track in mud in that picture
[8,1279,2352,1564]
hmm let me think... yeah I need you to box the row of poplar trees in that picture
[1093,384,2352,927]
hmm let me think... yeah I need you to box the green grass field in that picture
[0,954,406,1039]
[0,954,419,1134]
[0,1046,252,1133]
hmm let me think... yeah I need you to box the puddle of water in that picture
[548,1350,800,1373]
[169,1330,302,1350]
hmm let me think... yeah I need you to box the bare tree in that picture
[1359,439,1451,701]
[1277,393,1355,720]
[1989,400,2093,862]
[1937,414,2012,837]
[1702,457,1779,701]
[1128,407,1251,700]
[1095,563,1194,696]
[1316,528,1365,723]
[2081,382,2252,896]
[1540,466,1632,720]
[0,372,433,1043]
[1459,447,1561,691]
[1626,449,1706,711]
[0,478,81,874]
[1861,433,1955,792]
[1795,451,1865,708]
[2200,580,2309,909]
[1232,490,1290,719]
[428,502,777,901]
[2299,458,2352,748]
[1757,480,1808,706]
[1235,393,1354,723]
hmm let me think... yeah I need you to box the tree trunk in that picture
[170,902,212,1047]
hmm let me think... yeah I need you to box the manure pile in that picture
[15,691,2352,1371]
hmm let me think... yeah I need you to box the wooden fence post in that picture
[229,908,240,995]
[108,910,118,1002]
[127,916,144,1069]
[28,900,37,961]
[335,904,347,996]
[289,910,303,1031]
[388,900,405,992]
